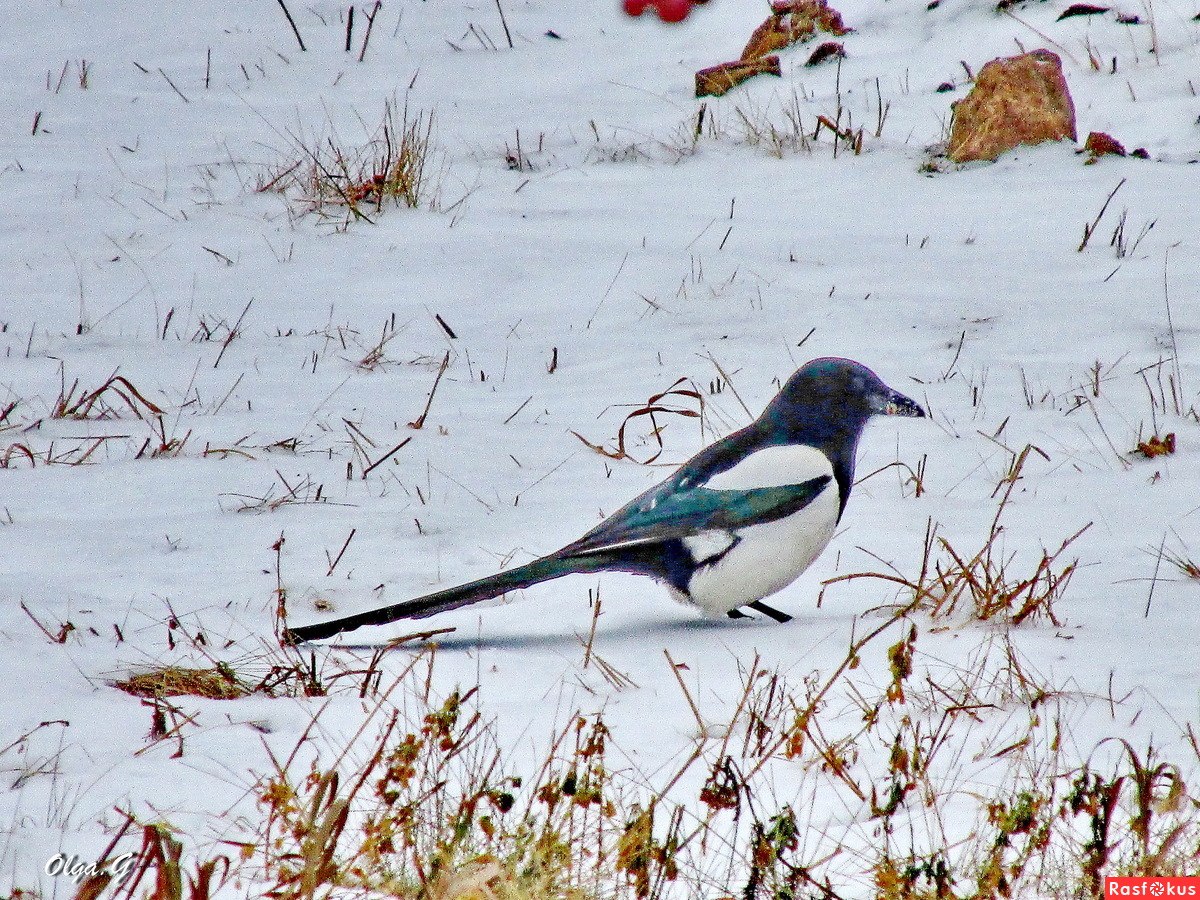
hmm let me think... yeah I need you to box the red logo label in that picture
[1106,878,1200,897]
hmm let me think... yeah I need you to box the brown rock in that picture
[742,0,850,60]
[947,50,1077,163]
[695,56,783,98]
[1083,130,1126,157]
[1057,2,1110,19]
[805,41,846,66]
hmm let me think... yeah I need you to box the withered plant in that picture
[259,98,439,227]
[828,446,1089,627]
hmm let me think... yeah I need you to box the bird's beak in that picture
[874,388,925,418]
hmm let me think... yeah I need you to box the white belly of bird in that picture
[674,443,842,616]
[681,483,840,615]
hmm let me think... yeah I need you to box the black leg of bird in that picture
[747,600,793,623]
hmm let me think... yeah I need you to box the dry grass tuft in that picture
[830,445,1088,627]
[259,98,438,227]
[77,615,1200,900]
[253,667,637,900]
[571,377,704,465]
[71,813,235,900]
[63,481,1200,899]
[114,665,249,700]
[52,373,164,421]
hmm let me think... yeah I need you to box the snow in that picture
[1,0,1198,895]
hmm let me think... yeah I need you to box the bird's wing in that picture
[561,473,833,556]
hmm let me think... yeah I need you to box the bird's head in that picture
[764,357,925,443]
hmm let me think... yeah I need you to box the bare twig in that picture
[213,299,253,369]
[20,602,74,644]
[1163,246,1184,415]
[1145,532,1166,617]
[362,437,412,478]
[1078,179,1126,252]
[701,352,752,418]
[408,352,450,429]
[358,1,382,62]
[433,312,457,339]
[275,0,307,51]
[157,68,190,103]
[495,0,514,48]
[327,529,357,577]
[664,650,708,737]
[503,396,532,425]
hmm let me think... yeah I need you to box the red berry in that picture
[653,0,692,21]
[622,0,650,16]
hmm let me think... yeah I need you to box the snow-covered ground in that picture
[1,0,1198,895]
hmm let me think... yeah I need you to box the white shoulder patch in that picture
[703,444,833,492]
[682,530,737,564]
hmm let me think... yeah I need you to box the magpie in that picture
[285,358,924,643]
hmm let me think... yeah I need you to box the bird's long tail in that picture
[283,552,617,644]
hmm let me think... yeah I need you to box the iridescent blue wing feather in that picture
[562,474,833,554]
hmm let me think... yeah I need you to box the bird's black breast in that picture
[830,449,854,519]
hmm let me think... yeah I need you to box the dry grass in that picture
[571,377,705,465]
[114,666,250,701]
[688,92,813,159]
[252,665,641,900]
[1164,547,1200,581]
[51,373,164,422]
[18,457,1197,900]
[727,93,811,158]
[829,445,1088,628]
[0,371,190,468]
[259,98,439,227]
[70,814,236,900]
[56,615,1200,900]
